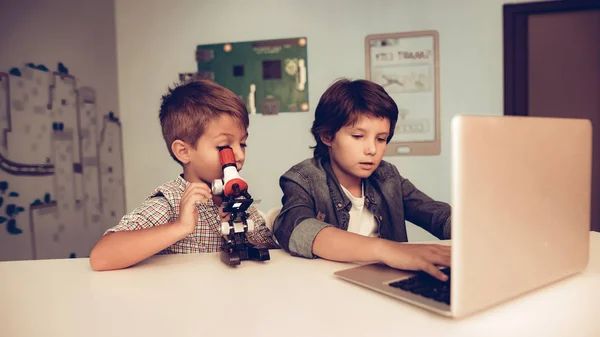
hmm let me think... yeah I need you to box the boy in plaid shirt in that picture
[90,80,278,271]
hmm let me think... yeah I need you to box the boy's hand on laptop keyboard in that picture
[377,241,451,281]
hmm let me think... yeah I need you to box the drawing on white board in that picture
[0,62,125,260]
[372,64,432,93]
[366,30,441,156]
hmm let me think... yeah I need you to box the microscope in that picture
[212,146,270,266]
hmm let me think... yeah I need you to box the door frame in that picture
[503,0,600,116]
[503,0,600,232]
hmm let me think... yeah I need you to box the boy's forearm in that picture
[312,227,385,263]
[89,221,188,271]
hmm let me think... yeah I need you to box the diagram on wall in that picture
[0,63,125,260]
[180,37,309,115]
[366,30,441,156]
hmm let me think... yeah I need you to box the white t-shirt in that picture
[339,183,378,238]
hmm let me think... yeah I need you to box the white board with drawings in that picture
[365,30,440,156]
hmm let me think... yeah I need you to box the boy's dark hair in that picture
[310,78,398,159]
[159,79,249,164]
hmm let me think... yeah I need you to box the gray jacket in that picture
[272,157,452,258]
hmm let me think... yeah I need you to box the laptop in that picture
[334,114,592,318]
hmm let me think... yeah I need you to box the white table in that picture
[1,232,599,337]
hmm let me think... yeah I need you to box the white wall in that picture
[115,0,521,241]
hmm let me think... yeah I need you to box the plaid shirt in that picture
[105,175,279,254]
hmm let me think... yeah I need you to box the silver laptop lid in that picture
[450,115,592,317]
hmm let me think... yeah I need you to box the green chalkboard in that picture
[190,37,309,115]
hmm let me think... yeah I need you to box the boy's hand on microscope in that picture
[176,182,212,235]
[211,194,231,223]
[217,206,231,223]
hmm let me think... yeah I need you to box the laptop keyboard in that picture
[388,267,451,305]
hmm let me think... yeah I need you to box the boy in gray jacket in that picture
[273,78,451,281]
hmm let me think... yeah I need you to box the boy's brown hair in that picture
[159,80,249,164]
[310,78,399,159]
